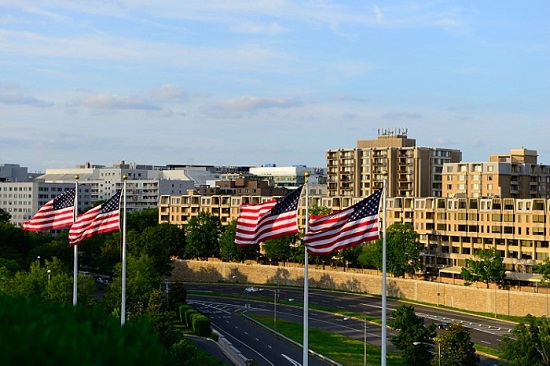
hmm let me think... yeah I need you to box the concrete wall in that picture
[171,259,550,318]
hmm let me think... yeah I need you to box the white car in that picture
[244,286,262,293]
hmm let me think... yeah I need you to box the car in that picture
[438,322,450,329]
[244,286,262,293]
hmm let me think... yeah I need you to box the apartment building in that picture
[37,161,194,212]
[385,195,549,274]
[1,181,92,227]
[326,129,462,198]
[248,165,327,188]
[442,148,550,199]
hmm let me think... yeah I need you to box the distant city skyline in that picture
[1,1,548,173]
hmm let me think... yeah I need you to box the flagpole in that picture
[121,176,127,326]
[303,172,310,365]
[73,175,79,306]
[381,171,388,365]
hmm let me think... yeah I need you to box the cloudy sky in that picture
[1,1,548,172]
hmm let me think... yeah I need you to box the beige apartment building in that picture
[159,189,549,276]
[442,147,550,199]
[158,136,550,277]
[326,129,462,198]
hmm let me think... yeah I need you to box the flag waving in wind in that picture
[69,190,121,245]
[22,188,76,231]
[304,189,382,256]
[234,185,303,246]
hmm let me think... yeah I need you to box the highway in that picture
[187,282,509,365]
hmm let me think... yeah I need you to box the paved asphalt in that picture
[186,283,505,365]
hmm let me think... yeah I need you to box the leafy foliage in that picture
[389,305,436,366]
[219,220,258,262]
[501,314,550,366]
[368,223,424,277]
[461,247,506,288]
[0,295,165,366]
[184,212,221,259]
[437,322,479,365]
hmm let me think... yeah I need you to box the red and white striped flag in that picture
[22,189,76,231]
[68,191,121,245]
[234,186,303,246]
[304,189,382,256]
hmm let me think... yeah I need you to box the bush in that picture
[191,314,211,337]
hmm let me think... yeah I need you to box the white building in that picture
[36,161,195,212]
[248,165,327,189]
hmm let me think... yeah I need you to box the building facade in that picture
[442,148,550,199]
[326,129,462,198]
[1,181,92,227]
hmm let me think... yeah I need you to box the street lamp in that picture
[413,341,440,366]
[47,269,51,283]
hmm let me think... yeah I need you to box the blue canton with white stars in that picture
[53,189,76,210]
[270,186,303,216]
[349,189,382,221]
[101,191,121,213]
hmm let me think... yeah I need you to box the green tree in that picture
[184,212,221,259]
[0,208,11,223]
[357,242,379,269]
[437,322,479,365]
[534,258,550,282]
[129,224,184,276]
[501,314,550,366]
[0,295,164,365]
[370,223,423,277]
[219,220,259,262]
[263,235,295,264]
[103,254,161,317]
[461,247,505,288]
[390,305,436,366]
[126,208,159,233]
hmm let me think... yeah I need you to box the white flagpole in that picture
[121,176,127,326]
[303,172,310,365]
[73,176,79,306]
[381,173,388,365]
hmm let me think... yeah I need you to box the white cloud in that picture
[78,93,160,111]
[219,96,304,112]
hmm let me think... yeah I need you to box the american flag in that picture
[234,185,303,246]
[22,188,76,231]
[304,189,382,256]
[68,190,121,245]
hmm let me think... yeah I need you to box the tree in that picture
[0,295,164,365]
[461,247,505,288]
[103,254,161,317]
[389,305,436,366]
[534,258,550,282]
[126,208,160,233]
[437,322,479,365]
[0,208,10,223]
[369,223,423,277]
[130,224,184,276]
[184,212,221,259]
[357,242,379,269]
[219,220,258,262]
[263,235,295,264]
[501,314,550,366]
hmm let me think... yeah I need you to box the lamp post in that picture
[413,341,440,366]
[47,269,51,284]
[363,317,367,366]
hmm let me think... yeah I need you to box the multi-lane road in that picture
[187,283,508,365]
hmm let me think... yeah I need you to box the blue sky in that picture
[1,1,548,172]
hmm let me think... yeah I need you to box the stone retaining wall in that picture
[171,259,549,318]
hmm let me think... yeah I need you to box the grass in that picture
[248,313,407,366]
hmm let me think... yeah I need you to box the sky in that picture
[1,1,549,173]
